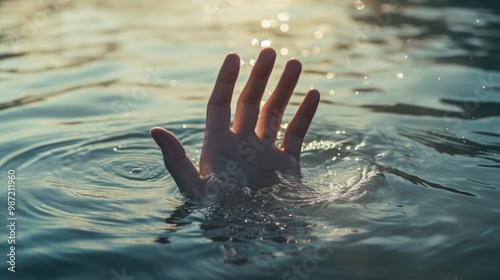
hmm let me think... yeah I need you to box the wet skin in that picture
[151,47,320,196]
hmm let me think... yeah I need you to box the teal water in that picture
[1,0,499,279]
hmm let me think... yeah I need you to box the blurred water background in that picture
[0,0,499,279]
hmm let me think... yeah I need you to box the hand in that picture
[150,47,320,196]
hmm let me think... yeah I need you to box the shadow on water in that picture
[356,0,500,70]
[0,41,120,73]
[0,80,117,111]
[359,99,500,119]
[376,163,477,196]
[397,128,500,157]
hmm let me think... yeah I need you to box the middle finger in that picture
[232,47,276,133]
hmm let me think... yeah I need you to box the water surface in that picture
[1,0,499,279]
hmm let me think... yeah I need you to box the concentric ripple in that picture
[1,129,169,190]
[57,131,167,189]
[98,156,162,181]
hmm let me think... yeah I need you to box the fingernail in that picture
[150,128,162,147]
[150,128,186,160]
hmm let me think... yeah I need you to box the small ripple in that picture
[97,147,165,182]
[99,157,159,181]
[52,131,167,189]
[1,128,168,190]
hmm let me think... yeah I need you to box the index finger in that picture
[206,53,240,131]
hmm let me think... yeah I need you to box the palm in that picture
[200,127,299,189]
[151,48,320,196]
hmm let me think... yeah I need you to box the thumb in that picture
[150,127,202,194]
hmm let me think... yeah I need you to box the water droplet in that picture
[301,50,309,57]
[397,72,404,79]
[280,48,288,56]
[280,23,289,32]
[278,12,290,21]
[362,76,371,84]
[261,19,271,28]
[354,0,365,10]
[249,59,256,66]
[329,90,335,95]
[475,18,480,23]
[251,38,259,46]
[260,39,272,47]
[314,30,323,39]
[326,72,335,79]
[182,124,187,128]
[313,46,321,54]
[170,80,177,86]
